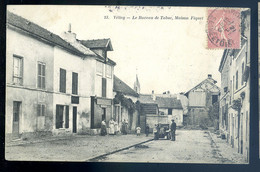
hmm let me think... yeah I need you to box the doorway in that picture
[102,108,106,121]
[73,106,77,133]
[13,101,21,139]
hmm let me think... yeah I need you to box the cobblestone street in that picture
[5,134,153,161]
[5,130,247,163]
[97,130,247,164]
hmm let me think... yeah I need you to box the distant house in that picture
[113,75,139,132]
[184,74,220,127]
[138,92,184,132]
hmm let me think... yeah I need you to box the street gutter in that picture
[87,138,154,162]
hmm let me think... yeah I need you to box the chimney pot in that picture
[68,23,71,33]
[208,74,212,78]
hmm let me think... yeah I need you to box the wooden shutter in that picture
[102,78,107,97]
[60,68,66,93]
[38,63,42,88]
[72,72,78,95]
[37,104,41,116]
[42,64,45,89]
[65,106,69,128]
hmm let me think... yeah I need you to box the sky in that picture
[8,5,224,94]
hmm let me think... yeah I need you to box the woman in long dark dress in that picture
[101,120,107,136]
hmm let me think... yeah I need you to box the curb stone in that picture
[87,138,154,162]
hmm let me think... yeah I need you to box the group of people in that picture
[100,118,176,140]
[100,119,128,136]
[136,124,150,136]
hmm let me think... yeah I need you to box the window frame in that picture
[235,71,238,90]
[102,77,107,97]
[241,62,245,86]
[37,104,46,117]
[72,72,78,95]
[13,55,23,85]
[96,61,104,76]
[106,64,112,78]
[37,61,46,89]
[59,68,66,93]
[168,108,172,115]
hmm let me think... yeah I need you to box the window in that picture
[37,104,46,116]
[13,55,23,85]
[106,65,112,78]
[102,78,107,97]
[96,61,103,75]
[38,62,46,89]
[56,105,69,129]
[235,71,238,90]
[59,68,66,93]
[233,76,235,95]
[230,80,232,104]
[168,108,172,115]
[241,62,244,86]
[72,72,78,95]
[212,95,218,104]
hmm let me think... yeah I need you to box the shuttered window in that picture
[102,78,107,97]
[60,68,66,93]
[241,62,244,86]
[235,71,238,90]
[37,104,46,116]
[65,106,69,128]
[13,55,23,85]
[96,61,103,75]
[106,65,112,78]
[72,72,78,95]
[37,62,46,89]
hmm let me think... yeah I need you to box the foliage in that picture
[231,98,242,111]
[113,92,136,114]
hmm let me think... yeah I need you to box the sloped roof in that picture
[184,77,220,96]
[6,11,86,57]
[139,94,183,109]
[113,75,139,97]
[80,39,116,65]
[219,37,247,72]
[80,39,113,51]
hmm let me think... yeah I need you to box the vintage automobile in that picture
[153,124,171,140]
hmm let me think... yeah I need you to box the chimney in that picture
[208,74,212,79]
[68,23,72,33]
[60,23,77,43]
[151,90,156,101]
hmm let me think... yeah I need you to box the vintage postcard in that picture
[5,5,250,163]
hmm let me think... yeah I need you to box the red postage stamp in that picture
[207,8,241,49]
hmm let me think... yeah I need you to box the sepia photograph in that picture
[5,5,250,163]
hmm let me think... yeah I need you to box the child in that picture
[136,126,141,136]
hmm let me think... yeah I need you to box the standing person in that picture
[125,119,128,135]
[122,119,126,135]
[136,126,141,136]
[101,120,107,136]
[109,118,115,135]
[114,120,119,135]
[170,119,177,141]
[145,124,150,137]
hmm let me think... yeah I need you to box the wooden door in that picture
[13,101,21,139]
[73,106,77,133]
[56,105,64,129]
